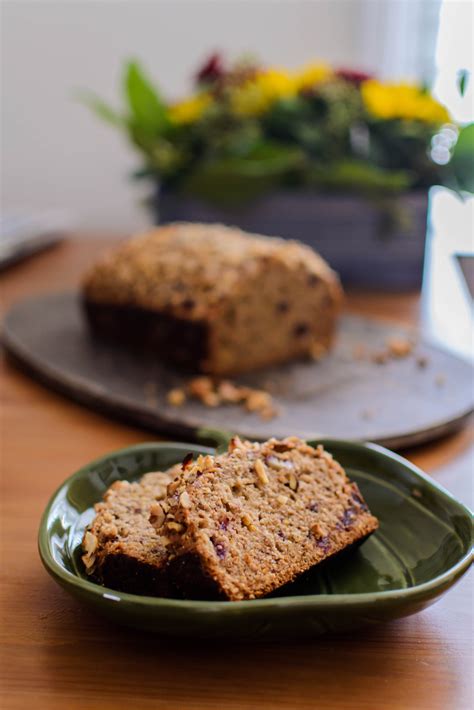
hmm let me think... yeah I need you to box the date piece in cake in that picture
[82,468,177,596]
[151,437,378,601]
[82,222,343,375]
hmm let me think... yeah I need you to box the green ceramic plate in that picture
[38,437,473,639]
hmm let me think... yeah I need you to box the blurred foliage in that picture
[307,161,413,195]
[449,123,474,193]
[180,143,305,206]
[81,55,473,205]
[457,69,469,98]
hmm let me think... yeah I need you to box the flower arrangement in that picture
[83,54,473,205]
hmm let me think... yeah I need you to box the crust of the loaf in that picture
[83,298,210,372]
[165,553,228,601]
[92,552,172,596]
[82,222,341,313]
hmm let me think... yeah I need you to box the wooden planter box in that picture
[154,189,429,290]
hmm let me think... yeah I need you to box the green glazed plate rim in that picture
[38,439,473,611]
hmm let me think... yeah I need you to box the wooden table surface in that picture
[1,238,472,710]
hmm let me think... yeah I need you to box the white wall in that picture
[0,0,438,231]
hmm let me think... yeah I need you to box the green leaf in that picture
[76,90,124,127]
[457,69,469,98]
[450,123,474,193]
[180,144,305,206]
[123,60,168,144]
[307,160,413,195]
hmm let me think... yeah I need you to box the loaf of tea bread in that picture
[82,223,343,375]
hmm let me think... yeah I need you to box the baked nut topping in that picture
[255,459,269,484]
[181,453,194,471]
[241,513,257,531]
[179,491,192,508]
[229,436,244,453]
[149,502,165,527]
[82,553,96,571]
[287,473,298,491]
[311,522,324,538]
[266,455,294,471]
[101,523,118,539]
[166,521,185,533]
[83,530,98,554]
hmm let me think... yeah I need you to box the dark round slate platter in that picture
[2,292,473,449]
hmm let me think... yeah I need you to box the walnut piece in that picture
[311,522,324,538]
[166,521,185,533]
[255,458,269,484]
[287,473,298,491]
[149,502,165,527]
[241,513,256,531]
[83,530,98,554]
[179,491,192,508]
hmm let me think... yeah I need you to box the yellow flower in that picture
[294,62,333,91]
[231,68,296,117]
[361,79,450,124]
[169,92,212,124]
[230,62,334,117]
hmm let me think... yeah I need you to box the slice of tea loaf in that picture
[82,468,178,595]
[82,222,343,375]
[150,437,378,601]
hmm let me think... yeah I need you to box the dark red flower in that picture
[195,53,225,85]
[336,68,373,85]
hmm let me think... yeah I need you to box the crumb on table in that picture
[166,376,280,420]
[352,344,367,360]
[144,381,158,406]
[386,337,415,358]
[372,350,390,365]
[166,388,186,407]
[416,354,429,368]
[353,334,418,365]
